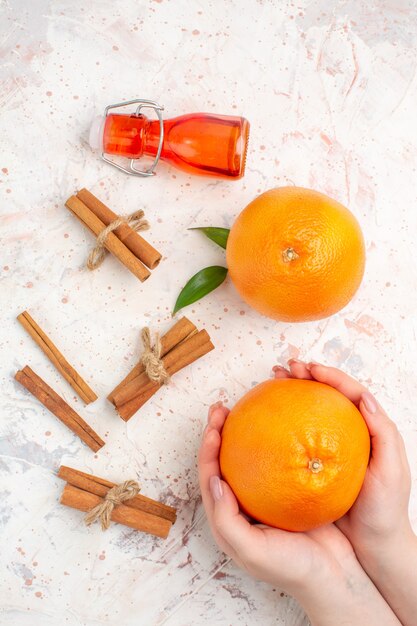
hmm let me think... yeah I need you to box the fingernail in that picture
[208,401,223,420]
[306,360,320,371]
[288,358,301,365]
[362,391,378,414]
[210,476,223,501]
[273,365,287,373]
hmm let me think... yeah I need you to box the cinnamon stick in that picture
[17,310,97,404]
[118,340,214,421]
[60,484,172,538]
[58,465,176,523]
[15,366,105,452]
[76,188,161,270]
[116,330,214,421]
[114,329,212,407]
[108,317,197,404]
[65,195,150,282]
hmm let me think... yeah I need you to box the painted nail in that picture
[208,401,223,420]
[362,391,378,414]
[210,476,223,501]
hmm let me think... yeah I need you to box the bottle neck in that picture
[102,114,150,159]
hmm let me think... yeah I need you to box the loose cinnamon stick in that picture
[116,330,214,421]
[60,484,172,538]
[15,366,104,452]
[58,465,176,523]
[76,188,161,270]
[65,195,150,282]
[17,310,97,404]
[108,317,197,404]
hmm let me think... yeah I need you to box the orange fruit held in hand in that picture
[220,379,370,532]
[226,187,365,322]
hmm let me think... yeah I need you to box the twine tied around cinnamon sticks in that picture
[140,327,171,384]
[87,210,149,270]
[108,318,214,421]
[85,479,141,530]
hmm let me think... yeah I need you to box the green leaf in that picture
[189,227,230,250]
[173,266,228,315]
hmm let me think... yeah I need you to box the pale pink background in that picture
[1,1,417,625]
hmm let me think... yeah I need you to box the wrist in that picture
[353,526,417,626]
[293,558,401,626]
[293,559,363,621]
[356,522,417,573]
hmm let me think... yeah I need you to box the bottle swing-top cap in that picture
[89,99,164,177]
[89,98,250,180]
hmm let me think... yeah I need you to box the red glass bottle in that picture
[90,101,250,180]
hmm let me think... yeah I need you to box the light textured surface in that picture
[1,1,417,625]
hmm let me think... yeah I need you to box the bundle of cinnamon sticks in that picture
[108,317,214,421]
[58,465,176,538]
[65,189,161,282]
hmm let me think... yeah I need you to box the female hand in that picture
[198,401,401,626]
[274,360,417,626]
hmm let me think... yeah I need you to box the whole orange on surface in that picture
[219,378,370,532]
[226,187,365,322]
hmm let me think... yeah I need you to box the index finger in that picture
[308,363,369,406]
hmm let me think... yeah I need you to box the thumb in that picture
[210,476,257,557]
